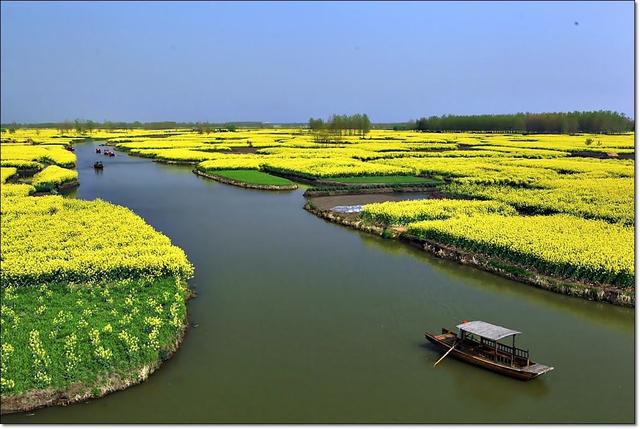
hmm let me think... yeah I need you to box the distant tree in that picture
[86,120,95,134]
[62,121,73,134]
[308,118,324,131]
[360,113,371,137]
[392,123,412,131]
[413,111,633,134]
[74,119,84,134]
[308,113,372,142]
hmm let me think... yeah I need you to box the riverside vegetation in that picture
[0,115,634,411]
[101,124,633,296]
[0,131,193,413]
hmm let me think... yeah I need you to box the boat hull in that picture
[425,331,552,381]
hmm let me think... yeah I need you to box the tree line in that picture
[412,111,633,134]
[2,111,633,135]
[308,114,372,143]
[0,120,270,133]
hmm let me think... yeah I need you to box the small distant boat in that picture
[93,161,104,169]
[425,320,553,381]
[96,148,101,154]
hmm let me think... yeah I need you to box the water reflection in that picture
[355,230,633,333]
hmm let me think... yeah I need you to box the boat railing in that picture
[496,354,511,366]
[480,337,529,360]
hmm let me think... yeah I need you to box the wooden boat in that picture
[425,320,553,381]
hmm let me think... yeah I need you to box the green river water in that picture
[3,141,634,423]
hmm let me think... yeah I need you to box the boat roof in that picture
[456,321,522,341]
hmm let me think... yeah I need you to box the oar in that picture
[433,341,457,367]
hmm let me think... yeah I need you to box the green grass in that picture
[214,169,294,186]
[327,175,436,184]
[1,277,188,396]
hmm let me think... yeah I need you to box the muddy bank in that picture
[154,159,198,165]
[58,179,80,192]
[193,169,298,191]
[304,202,385,235]
[228,146,257,154]
[15,168,41,178]
[31,179,80,196]
[303,202,634,307]
[569,150,635,159]
[304,185,444,198]
[106,147,198,165]
[307,192,437,211]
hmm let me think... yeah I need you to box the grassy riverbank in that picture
[0,137,194,414]
[1,277,190,413]
[205,169,295,187]
[305,200,634,306]
[360,198,633,290]
[193,168,298,190]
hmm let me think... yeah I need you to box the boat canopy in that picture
[456,321,521,341]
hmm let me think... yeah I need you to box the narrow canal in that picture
[5,141,634,423]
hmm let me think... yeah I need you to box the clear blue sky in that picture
[1,1,634,123]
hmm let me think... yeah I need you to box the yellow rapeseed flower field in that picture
[0,132,194,398]
[0,126,634,400]
[1,197,194,287]
[0,167,17,183]
[406,214,634,288]
[31,165,78,191]
[362,199,517,224]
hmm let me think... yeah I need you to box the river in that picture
[4,141,634,423]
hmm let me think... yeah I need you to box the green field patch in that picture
[214,169,294,186]
[1,277,188,397]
